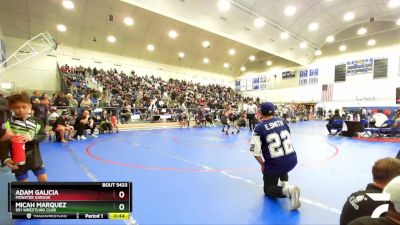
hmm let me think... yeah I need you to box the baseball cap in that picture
[260,102,275,115]
[384,175,400,212]
[61,111,70,116]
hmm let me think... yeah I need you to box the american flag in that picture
[321,84,333,101]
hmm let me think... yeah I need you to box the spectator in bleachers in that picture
[74,110,97,140]
[47,106,59,126]
[32,98,47,127]
[54,92,69,108]
[40,93,50,107]
[121,102,132,124]
[30,90,41,104]
[79,93,94,109]
[98,110,112,134]
[67,94,78,108]
[53,111,74,143]
[49,94,56,106]
[60,64,244,122]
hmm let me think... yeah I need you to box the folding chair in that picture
[377,119,395,137]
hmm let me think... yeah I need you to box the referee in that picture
[246,101,257,131]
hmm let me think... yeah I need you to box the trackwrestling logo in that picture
[367,193,391,218]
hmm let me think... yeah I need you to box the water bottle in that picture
[11,138,26,165]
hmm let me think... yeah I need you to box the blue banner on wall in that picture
[309,68,318,84]
[235,80,240,91]
[299,69,308,85]
[253,77,260,90]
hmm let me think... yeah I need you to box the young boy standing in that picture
[1,92,47,182]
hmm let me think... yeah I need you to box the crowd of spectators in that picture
[59,64,248,124]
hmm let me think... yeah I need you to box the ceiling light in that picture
[178,52,185,58]
[326,35,335,42]
[249,55,256,61]
[299,42,307,49]
[396,18,400,25]
[124,17,134,26]
[203,58,209,64]
[357,27,367,35]
[280,32,289,39]
[202,40,210,48]
[168,30,178,39]
[308,22,319,31]
[367,39,376,46]
[107,35,116,43]
[389,0,400,8]
[343,12,355,21]
[315,50,322,56]
[62,0,74,9]
[56,24,67,32]
[284,5,297,16]
[217,0,231,12]
[240,66,246,72]
[339,44,347,51]
[266,60,272,66]
[254,18,265,28]
[147,44,155,51]
[223,63,229,68]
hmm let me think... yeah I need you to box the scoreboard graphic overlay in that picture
[9,182,132,220]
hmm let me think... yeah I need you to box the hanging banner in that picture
[299,69,308,86]
[309,68,319,84]
[260,76,267,89]
[235,80,240,91]
[253,77,260,90]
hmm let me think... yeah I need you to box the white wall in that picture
[0,36,58,94]
[0,36,235,94]
[239,43,400,108]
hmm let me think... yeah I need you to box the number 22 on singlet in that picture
[266,130,294,158]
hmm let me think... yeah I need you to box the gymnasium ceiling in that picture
[0,0,399,76]
[0,0,297,77]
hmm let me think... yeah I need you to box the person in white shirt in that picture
[371,111,389,127]
[242,101,249,114]
[247,101,258,131]
[148,99,157,121]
